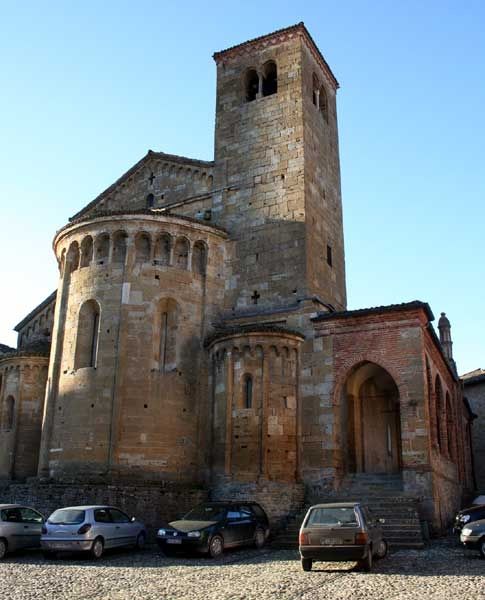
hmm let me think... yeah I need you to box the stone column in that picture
[224,350,234,475]
[257,71,263,98]
[260,346,269,477]
[295,347,301,481]
[8,365,21,480]
[37,262,72,478]
[107,233,114,264]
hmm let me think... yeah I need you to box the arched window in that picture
[112,231,128,264]
[75,300,100,369]
[174,237,189,270]
[156,299,178,373]
[80,236,93,268]
[192,241,207,275]
[425,357,437,446]
[446,393,454,461]
[262,61,277,97]
[312,73,319,106]
[154,233,171,266]
[146,193,155,208]
[135,233,151,263]
[319,85,328,122]
[95,234,110,264]
[4,396,15,431]
[435,375,443,453]
[245,69,259,102]
[67,241,80,273]
[243,374,253,409]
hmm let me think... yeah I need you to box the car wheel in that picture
[209,535,224,558]
[43,551,56,560]
[135,532,146,551]
[91,537,104,559]
[374,539,388,560]
[358,548,373,572]
[479,537,485,559]
[301,558,312,571]
[254,527,266,549]
[0,539,7,560]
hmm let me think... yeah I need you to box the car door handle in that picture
[116,526,120,529]
[23,525,29,529]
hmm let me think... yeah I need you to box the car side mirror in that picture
[131,516,136,522]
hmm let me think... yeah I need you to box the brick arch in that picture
[333,356,407,407]
[334,358,403,476]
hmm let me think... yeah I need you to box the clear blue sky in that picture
[1,0,484,374]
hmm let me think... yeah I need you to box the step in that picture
[273,493,425,550]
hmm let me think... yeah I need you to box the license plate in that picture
[321,538,340,545]
[167,539,182,544]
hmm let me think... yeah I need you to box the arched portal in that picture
[343,362,401,474]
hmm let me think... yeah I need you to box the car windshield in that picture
[48,509,86,525]
[183,505,227,521]
[307,507,358,527]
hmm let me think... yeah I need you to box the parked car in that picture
[471,495,485,506]
[41,505,146,559]
[157,501,269,557]
[0,504,45,559]
[460,519,485,557]
[299,502,388,572]
[453,503,485,533]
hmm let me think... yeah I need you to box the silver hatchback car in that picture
[41,505,146,559]
[0,504,45,559]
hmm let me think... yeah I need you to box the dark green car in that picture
[157,502,269,557]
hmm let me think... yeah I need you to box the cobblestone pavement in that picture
[0,539,483,600]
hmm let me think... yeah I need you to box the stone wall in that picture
[0,481,207,540]
[16,293,56,350]
[301,39,346,309]
[78,152,214,218]
[211,479,305,528]
[212,28,345,314]
[208,330,304,484]
[39,214,227,482]
[0,355,49,480]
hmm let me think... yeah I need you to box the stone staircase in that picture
[272,474,425,549]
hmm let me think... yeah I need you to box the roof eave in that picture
[14,291,57,332]
[213,22,339,90]
[69,150,214,222]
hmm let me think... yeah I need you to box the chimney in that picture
[438,312,457,374]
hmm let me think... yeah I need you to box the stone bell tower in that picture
[212,23,347,313]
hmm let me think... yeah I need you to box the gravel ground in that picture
[0,538,483,600]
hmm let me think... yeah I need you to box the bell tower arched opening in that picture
[342,362,401,474]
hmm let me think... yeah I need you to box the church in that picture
[0,23,475,538]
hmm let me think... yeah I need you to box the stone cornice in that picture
[205,325,305,349]
[213,22,339,90]
[53,210,228,252]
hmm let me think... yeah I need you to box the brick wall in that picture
[0,481,207,540]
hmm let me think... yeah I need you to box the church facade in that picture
[0,24,475,532]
